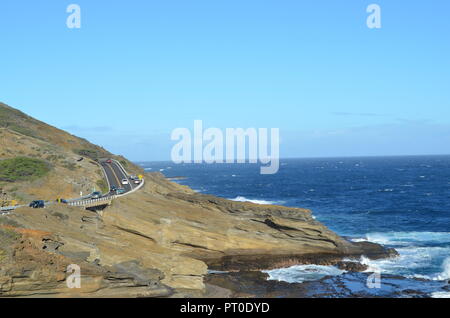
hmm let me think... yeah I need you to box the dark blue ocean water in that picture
[139,156,450,291]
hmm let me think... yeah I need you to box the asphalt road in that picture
[1,159,140,212]
[100,160,135,195]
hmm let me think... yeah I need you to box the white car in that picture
[121,178,129,185]
[133,179,141,184]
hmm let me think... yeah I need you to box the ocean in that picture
[138,155,450,297]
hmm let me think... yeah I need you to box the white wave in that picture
[263,265,344,283]
[431,291,450,298]
[230,196,284,205]
[357,231,450,246]
[350,232,450,280]
[360,245,450,281]
[350,238,368,243]
[144,168,153,171]
[435,257,450,281]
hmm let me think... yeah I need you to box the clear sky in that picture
[1,1,449,161]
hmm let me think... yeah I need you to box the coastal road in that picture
[100,159,136,195]
[1,159,142,212]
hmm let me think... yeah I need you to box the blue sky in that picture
[1,0,449,161]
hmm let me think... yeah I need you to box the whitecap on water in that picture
[362,231,450,246]
[230,196,284,205]
[434,257,450,281]
[263,265,344,283]
[431,291,450,298]
[352,232,450,280]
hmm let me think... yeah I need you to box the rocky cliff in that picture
[0,103,396,297]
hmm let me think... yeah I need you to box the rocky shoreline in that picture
[204,270,450,298]
[0,102,436,298]
[0,172,399,297]
[203,242,397,272]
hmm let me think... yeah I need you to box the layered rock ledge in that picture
[0,172,397,297]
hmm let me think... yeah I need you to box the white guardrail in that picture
[68,195,116,207]
[0,205,25,213]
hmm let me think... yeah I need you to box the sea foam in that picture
[263,265,344,283]
[435,257,450,281]
[352,232,450,280]
[351,231,450,246]
[230,196,284,205]
[431,291,450,298]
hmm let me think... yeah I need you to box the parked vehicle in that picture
[121,178,129,185]
[29,200,45,209]
[56,198,67,204]
[90,191,102,199]
[110,185,117,193]
[133,179,141,184]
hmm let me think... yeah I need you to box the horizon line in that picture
[133,153,450,164]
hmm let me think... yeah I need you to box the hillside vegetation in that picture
[0,102,142,202]
[0,157,50,182]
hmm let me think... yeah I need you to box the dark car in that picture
[29,200,45,209]
[56,198,68,204]
[90,191,102,199]
[110,185,117,193]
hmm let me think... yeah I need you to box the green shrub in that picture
[0,157,50,182]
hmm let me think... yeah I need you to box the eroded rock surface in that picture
[1,172,397,297]
[0,103,397,297]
